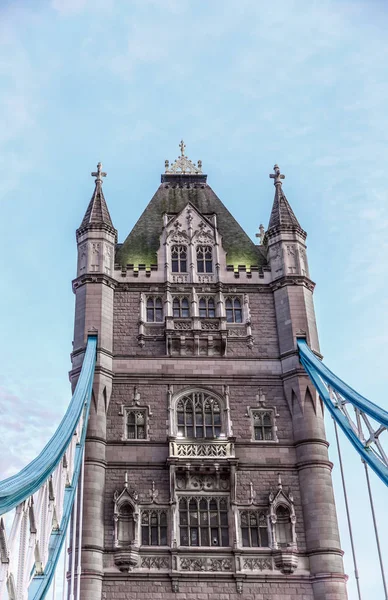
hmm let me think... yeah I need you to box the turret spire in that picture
[78,162,116,234]
[267,164,304,234]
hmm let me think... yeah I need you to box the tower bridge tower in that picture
[70,145,348,599]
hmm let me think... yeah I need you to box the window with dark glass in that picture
[196,246,213,273]
[146,297,163,322]
[253,411,273,441]
[199,297,216,318]
[225,297,243,323]
[126,410,146,439]
[240,510,269,547]
[179,497,229,547]
[177,392,221,438]
[141,510,168,545]
[171,245,187,273]
[173,297,190,318]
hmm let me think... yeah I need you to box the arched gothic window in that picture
[199,297,216,318]
[240,510,269,547]
[141,510,168,546]
[171,245,187,273]
[225,297,242,323]
[179,497,229,547]
[253,411,273,441]
[173,297,190,318]
[146,297,163,322]
[275,506,293,547]
[196,246,213,273]
[176,392,222,438]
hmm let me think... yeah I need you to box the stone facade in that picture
[70,156,348,599]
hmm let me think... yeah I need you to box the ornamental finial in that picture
[269,164,285,185]
[91,162,107,183]
[165,141,202,175]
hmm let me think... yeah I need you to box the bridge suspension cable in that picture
[0,335,97,600]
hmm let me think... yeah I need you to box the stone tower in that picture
[70,145,348,600]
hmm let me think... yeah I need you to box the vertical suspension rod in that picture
[362,460,388,600]
[75,449,85,600]
[69,484,78,600]
[333,419,362,600]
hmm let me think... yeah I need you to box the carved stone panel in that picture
[179,556,232,572]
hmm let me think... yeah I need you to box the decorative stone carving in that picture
[113,474,140,572]
[242,557,272,571]
[170,441,234,458]
[141,556,169,569]
[269,474,298,574]
[179,556,232,572]
[201,321,219,330]
[174,321,192,330]
[273,550,298,574]
[165,140,202,175]
[175,473,230,491]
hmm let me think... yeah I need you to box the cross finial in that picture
[269,164,285,185]
[179,139,186,156]
[91,162,107,183]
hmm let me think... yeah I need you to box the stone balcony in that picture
[169,439,235,459]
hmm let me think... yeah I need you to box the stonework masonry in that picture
[69,157,348,599]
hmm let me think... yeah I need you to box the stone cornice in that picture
[72,273,118,292]
[270,275,316,293]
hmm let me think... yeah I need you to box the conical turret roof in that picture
[267,164,305,235]
[78,162,116,235]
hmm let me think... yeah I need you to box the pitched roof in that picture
[78,180,116,232]
[116,175,267,268]
[268,184,303,231]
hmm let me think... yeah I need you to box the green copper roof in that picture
[116,178,267,268]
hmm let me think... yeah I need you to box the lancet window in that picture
[176,392,222,438]
[141,510,168,546]
[173,297,190,318]
[240,510,269,547]
[199,297,216,318]
[225,297,243,323]
[146,297,163,322]
[179,497,229,547]
[171,245,187,273]
[196,245,213,273]
[252,410,274,441]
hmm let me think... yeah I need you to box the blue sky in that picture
[0,0,387,597]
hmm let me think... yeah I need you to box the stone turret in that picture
[267,165,347,600]
[70,163,116,600]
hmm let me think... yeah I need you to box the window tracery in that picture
[172,297,190,318]
[171,245,187,273]
[176,392,222,439]
[240,510,269,547]
[179,497,229,547]
[196,245,213,273]
[199,296,216,318]
[225,297,243,323]
[253,411,274,441]
[146,297,163,322]
[126,409,147,440]
[141,510,168,546]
